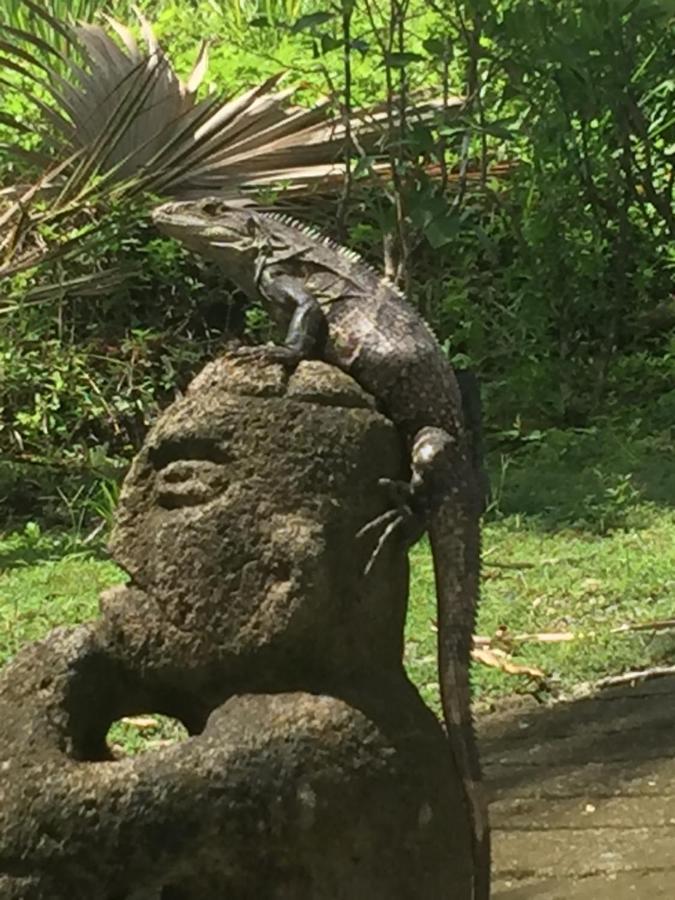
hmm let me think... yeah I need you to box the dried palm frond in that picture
[0,1,463,286]
[1,3,460,200]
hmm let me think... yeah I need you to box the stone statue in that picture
[0,354,473,899]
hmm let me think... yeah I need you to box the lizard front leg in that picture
[242,270,327,365]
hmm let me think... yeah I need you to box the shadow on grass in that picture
[486,425,675,532]
[0,533,110,570]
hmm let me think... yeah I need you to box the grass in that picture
[1,420,673,744]
[0,526,123,662]
[408,419,675,712]
[408,516,675,713]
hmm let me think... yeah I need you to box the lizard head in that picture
[152,198,269,297]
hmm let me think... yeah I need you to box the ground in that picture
[1,420,673,723]
[484,675,675,897]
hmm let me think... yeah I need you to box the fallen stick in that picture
[472,618,675,649]
[595,665,675,689]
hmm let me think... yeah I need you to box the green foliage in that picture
[0,197,243,470]
[476,0,674,415]
[367,0,675,425]
[1,0,115,34]
[0,0,673,523]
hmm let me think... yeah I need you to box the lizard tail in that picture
[429,510,490,900]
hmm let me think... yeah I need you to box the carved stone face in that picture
[107,356,409,693]
[0,354,470,900]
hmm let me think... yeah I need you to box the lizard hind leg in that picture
[357,426,454,576]
[409,426,458,508]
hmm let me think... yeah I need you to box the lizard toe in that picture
[231,343,302,368]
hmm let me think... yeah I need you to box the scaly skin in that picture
[152,197,490,898]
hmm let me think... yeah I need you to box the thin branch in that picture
[335,0,354,242]
[596,666,675,689]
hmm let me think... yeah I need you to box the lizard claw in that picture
[355,506,401,540]
[357,478,426,576]
[362,513,407,576]
[230,343,302,368]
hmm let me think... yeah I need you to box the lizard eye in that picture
[202,201,221,216]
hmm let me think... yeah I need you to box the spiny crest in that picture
[265,210,367,265]
[380,275,406,300]
[265,211,322,242]
[262,209,406,300]
[266,211,303,229]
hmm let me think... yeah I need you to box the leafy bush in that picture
[1,0,673,525]
[0,198,245,466]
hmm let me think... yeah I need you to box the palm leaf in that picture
[0,2,468,289]
[3,5,460,200]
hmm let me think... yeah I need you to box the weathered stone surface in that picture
[0,353,472,899]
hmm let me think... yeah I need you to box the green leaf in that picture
[320,35,343,54]
[480,120,518,139]
[423,37,453,61]
[402,124,436,153]
[424,214,461,248]
[290,12,334,33]
[382,51,425,68]
[350,38,369,54]
[438,124,468,139]
[353,155,376,178]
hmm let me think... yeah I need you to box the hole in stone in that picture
[106,713,189,759]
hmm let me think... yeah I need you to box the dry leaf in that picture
[473,617,675,652]
[120,715,159,729]
[595,665,675,688]
[471,646,546,680]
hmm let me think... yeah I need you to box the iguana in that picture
[152,197,490,899]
